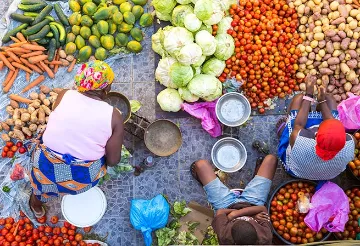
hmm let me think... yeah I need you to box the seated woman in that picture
[277,75,355,180]
[29,61,124,217]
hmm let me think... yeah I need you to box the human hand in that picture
[255,212,270,222]
[305,75,316,94]
[318,85,326,101]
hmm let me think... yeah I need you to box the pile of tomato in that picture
[335,187,360,240]
[2,141,26,159]
[0,213,97,246]
[217,0,302,113]
[269,181,328,244]
[348,132,360,177]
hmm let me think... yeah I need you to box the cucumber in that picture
[46,32,53,38]
[28,25,50,41]
[49,24,60,48]
[24,13,55,21]
[10,13,34,23]
[2,23,29,43]
[36,38,50,45]
[48,38,56,61]
[18,3,47,11]
[21,0,46,4]
[22,19,50,36]
[49,22,66,44]
[54,4,70,27]
[32,5,53,25]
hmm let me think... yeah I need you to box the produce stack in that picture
[151,0,236,112]
[348,132,360,177]
[66,0,153,62]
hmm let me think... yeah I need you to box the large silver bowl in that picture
[211,137,247,173]
[216,92,251,127]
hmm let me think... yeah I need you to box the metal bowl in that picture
[216,92,251,127]
[211,137,247,173]
[104,92,131,123]
[144,120,182,157]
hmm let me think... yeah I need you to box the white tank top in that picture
[43,90,113,160]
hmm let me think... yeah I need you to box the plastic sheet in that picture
[338,93,360,130]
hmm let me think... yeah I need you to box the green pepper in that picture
[2,186,10,193]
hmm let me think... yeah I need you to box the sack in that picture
[304,182,349,232]
[130,194,170,246]
[338,93,360,130]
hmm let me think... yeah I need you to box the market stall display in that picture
[348,132,360,179]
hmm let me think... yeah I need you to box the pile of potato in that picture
[291,0,360,101]
[0,86,61,142]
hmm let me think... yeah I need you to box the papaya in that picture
[100,34,115,50]
[66,33,76,43]
[115,33,128,47]
[69,0,81,12]
[139,13,153,27]
[132,5,144,20]
[127,40,142,53]
[89,35,101,48]
[117,22,132,33]
[80,15,93,27]
[91,25,101,38]
[65,42,77,55]
[130,0,147,6]
[119,2,132,13]
[123,12,135,25]
[113,0,126,4]
[75,35,86,49]
[93,7,111,21]
[93,0,106,4]
[68,12,81,26]
[82,2,97,16]
[112,12,123,24]
[95,47,107,60]
[72,25,81,35]
[108,20,117,34]
[78,0,92,5]
[80,26,91,39]
[108,5,119,15]
[97,20,109,35]
[97,3,107,9]
[130,27,143,42]
[78,46,92,62]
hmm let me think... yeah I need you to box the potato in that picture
[52,88,63,94]
[331,35,341,42]
[338,5,349,18]
[340,63,351,74]
[330,1,339,10]
[331,17,346,25]
[1,122,10,131]
[329,64,337,71]
[29,92,39,100]
[30,109,38,123]
[42,99,50,107]
[59,49,66,59]
[351,84,360,93]
[1,133,10,142]
[339,52,346,61]
[29,101,40,109]
[5,119,14,126]
[14,119,23,127]
[327,57,340,65]
[299,57,308,64]
[319,68,334,74]
[314,33,325,41]
[40,85,51,94]
[296,72,306,79]
[38,108,45,124]
[41,105,51,116]
[13,108,20,121]
[60,59,69,66]
[38,93,46,102]
[13,129,25,141]
[37,124,46,134]
[6,106,14,116]
[299,83,306,91]
[9,100,19,109]
[298,4,306,14]
[66,55,74,62]
[346,70,357,81]
[349,41,357,49]
[20,113,30,122]
[22,127,32,137]
[347,59,357,69]
[325,29,336,37]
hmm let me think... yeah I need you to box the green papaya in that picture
[130,27,143,42]
[100,34,115,50]
[108,5,119,15]
[65,42,77,55]
[139,13,153,27]
[123,12,135,25]
[66,33,76,43]
[80,15,93,27]
[97,3,107,9]
[115,33,128,47]
[80,26,91,39]
[117,22,132,33]
[75,35,86,49]
[95,47,107,60]
[78,0,91,5]
[89,35,101,48]
[97,20,109,35]
[119,2,132,13]
[127,40,142,53]
[68,12,81,26]
[69,0,81,12]
[93,7,111,21]
[108,20,117,34]
[130,0,147,6]
[112,12,123,24]
[112,0,126,4]
[91,25,101,38]
[132,5,144,20]
[93,0,106,4]
[83,2,97,16]
[72,25,81,35]
[78,46,92,62]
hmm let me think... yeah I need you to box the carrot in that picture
[2,70,14,86]
[6,51,21,63]
[16,32,26,42]
[67,59,76,72]
[12,62,32,74]
[7,57,14,63]
[6,47,30,53]
[39,61,54,78]
[22,75,46,93]
[8,94,33,104]
[20,51,43,58]
[20,58,43,74]
[21,44,46,51]
[0,61,3,71]
[45,60,62,65]
[28,55,48,64]
[25,72,30,82]
[54,49,60,73]
[10,36,20,43]
[3,69,19,93]
[9,41,28,48]
[31,41,38,45]
[0,53,15,71]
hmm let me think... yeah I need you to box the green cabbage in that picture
[184,13,202,32]
[195,30,217,56]
[170,62,194,87]
[153,0,177,15]
[203,0,224,25]
[202,80,222,101]
[192,65,202,75]
[217,16,232,34]
[163,27,194,57]
[155,11,172,21]
[177,43,203,65]
[192,55,206,67]
[178,87,199,102]
[197,24,212,34]
[214,33,235,60]
[157,88,183,112]
[217,0,237,12]
[155,57,178,88]
[194,0,213,21]
[188,74,222,98]
[151,28,166,57]
[202,58,226,77]
[171,5,194,27]
[176,0,192,4]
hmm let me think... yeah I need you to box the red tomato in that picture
[6,142,14,148]
[18,147,27,154]
[16,142,23,147]
[6,151,14,158]
[50,216,59,225]
[10,146,18,152]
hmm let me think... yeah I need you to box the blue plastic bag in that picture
[130,194,170,246]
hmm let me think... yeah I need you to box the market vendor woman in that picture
[277,75,355,180]
[29,61,124,217]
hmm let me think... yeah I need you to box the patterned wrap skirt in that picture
[28,144,106,202]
